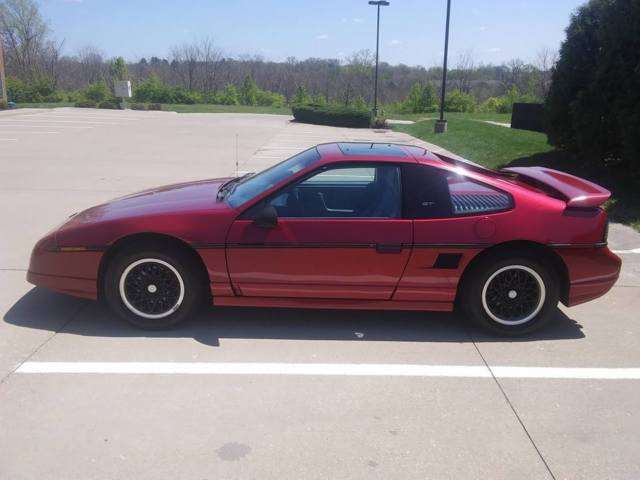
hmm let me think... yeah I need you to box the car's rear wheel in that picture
[104,248,204,329]
[459,255,558,335]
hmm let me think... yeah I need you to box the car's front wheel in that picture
[459,255,559,335]
[104,247,205,329]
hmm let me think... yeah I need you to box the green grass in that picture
[14,102,74,109]
[160,104,292,115]
[387,111,512,123]
[395,116,640,230]
[395,117,553,168]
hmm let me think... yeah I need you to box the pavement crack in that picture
[469,337,557,480]
[0,300,90,388]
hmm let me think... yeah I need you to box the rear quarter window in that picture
[402,164,512,218]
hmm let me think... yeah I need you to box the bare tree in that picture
[452,50,475,93]
[74,45,105,84]
[534,46,558,98]
[0,0,50,79]
[199,37,222,92]
[170,42,200,90]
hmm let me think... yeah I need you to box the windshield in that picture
[227,147,321,208]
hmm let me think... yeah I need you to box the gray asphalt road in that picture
[1,108,639,480]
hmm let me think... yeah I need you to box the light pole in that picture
[435,0,452,133]
[368,0,389,117]
[0,39,7,102]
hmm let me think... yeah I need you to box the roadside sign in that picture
[114,80,132,98]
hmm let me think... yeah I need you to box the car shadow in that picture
[4,287,585,347]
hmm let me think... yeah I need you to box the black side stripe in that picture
[192,242,493,249]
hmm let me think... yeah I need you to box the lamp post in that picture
[435,0,452,133]
[368,0,389,117]
[0,39,7,102]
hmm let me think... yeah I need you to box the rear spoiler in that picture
[501,166,610,208]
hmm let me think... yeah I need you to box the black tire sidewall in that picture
[461,256,558,336]
[104,248,203,329]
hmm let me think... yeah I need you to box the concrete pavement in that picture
[1,108,639,479]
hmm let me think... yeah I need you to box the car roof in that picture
[316,142,447,168]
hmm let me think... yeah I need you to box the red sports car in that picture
[28,143,621,335]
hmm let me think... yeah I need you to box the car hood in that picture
[71,177,233,224]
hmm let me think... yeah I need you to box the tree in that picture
[546,0,640,174]
[400,82,437,113]
[110,56,128,81]
[239,74,258,105]
[292,83,310,105]
[0,0,50,79]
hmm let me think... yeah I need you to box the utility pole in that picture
[435,0,452,133]
[368,0,389,117]
[0,39,7,102]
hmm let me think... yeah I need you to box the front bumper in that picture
[27,235,103,300]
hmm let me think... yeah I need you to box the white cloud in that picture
[390,39,402,46]
[479,25,488,32]
[316,34,329,40]
[488,47,502,53]
[352,17,364,23]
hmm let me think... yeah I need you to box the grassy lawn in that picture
[395,117,552,168]
[13,102,74,109]
[387,111,512,123]
[395,116,640,230]
[161,104,292,115]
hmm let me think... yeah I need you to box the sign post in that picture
[114,80,132,109]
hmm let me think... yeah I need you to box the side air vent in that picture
[451,193,511,215]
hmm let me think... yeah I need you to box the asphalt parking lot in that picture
[1,107,639,479]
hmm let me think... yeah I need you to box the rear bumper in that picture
[556,246,621,307]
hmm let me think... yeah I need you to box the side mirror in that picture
[252,204,278,229]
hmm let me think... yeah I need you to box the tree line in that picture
[1,0,555,112]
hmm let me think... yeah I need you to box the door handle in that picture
[376,244,403,254]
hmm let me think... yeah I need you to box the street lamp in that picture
[435,0,452,133]
[368,0,389,117]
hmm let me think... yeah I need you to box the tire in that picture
[103,247,205,329]
[458,254,559,336]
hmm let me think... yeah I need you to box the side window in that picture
[402,164,512,219]
[266,165,401,219]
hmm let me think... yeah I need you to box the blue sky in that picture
[40,0,585,66]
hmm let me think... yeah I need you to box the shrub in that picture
[292,104,371,128]
[401,82,438,113]
[218,84,239,105]
[80,80,111,103]
[98,99,121,109]
[239,75,259,106]
[6,77,64,103]
[0,100,8,110]
[170,87,200,104]
[133,74,172,103]
[130,103,147,110]
[444,90,476,112]
[546,0,640,174]
[256,89,286,107]
[74,101,97,108]
[147,103,162,111]
[291,84,311,106]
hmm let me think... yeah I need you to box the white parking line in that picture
[0,125,92,129]
[0,138,18,141]
[16,362,640,379]
[0,119,117,125]
[612,248,640,254]
[0,131,58,134]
